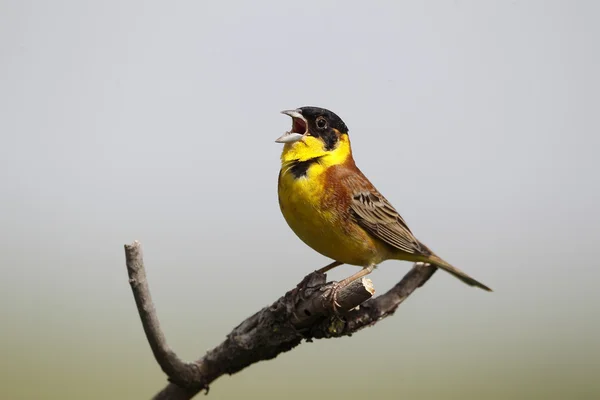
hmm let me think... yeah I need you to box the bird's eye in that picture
[316,117,327,129]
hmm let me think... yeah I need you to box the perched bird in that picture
[276,106,491,293]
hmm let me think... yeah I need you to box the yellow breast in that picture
[277,136,381,266]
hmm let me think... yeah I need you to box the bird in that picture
[275,106,491,295]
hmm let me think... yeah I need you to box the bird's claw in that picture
[329,282,343,314]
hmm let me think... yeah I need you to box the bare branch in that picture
[125,241,199,385]
[124,241,436,399]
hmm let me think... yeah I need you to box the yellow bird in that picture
[276,106,491,293]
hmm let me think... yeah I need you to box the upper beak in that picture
[280,109,304,119]
[275,109,307,143]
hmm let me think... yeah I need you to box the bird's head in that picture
[276,106,351,162]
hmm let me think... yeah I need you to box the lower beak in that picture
[276,109,307,143]
[275,132,304,143]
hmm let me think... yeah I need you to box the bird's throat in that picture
[280,134,352,169]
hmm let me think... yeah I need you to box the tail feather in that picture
[426,254,492,292]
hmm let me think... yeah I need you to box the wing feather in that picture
[350,191,426,255]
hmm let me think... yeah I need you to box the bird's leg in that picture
[330,264,375,312]
[317,260,343,274]
[337,264,375,288]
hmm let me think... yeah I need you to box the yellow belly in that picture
[278,169,383,266]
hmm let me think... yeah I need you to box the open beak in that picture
[275,109,308,143]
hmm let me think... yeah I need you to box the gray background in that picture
[1,1,598,399]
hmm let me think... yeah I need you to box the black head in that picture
[299,106,349,151]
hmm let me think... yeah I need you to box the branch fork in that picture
[124,241,436,399]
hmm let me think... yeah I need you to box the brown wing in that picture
[350,189,427,256]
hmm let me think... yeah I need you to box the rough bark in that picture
[124,241,437,399]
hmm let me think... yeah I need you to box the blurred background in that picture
[1,1,599,399]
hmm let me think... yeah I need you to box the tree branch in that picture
[124,241,437,399]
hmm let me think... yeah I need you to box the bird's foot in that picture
[328,282,343,314]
